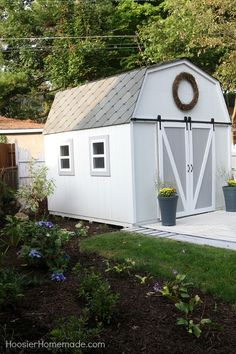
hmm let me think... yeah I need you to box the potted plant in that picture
[222,178,236,212]
[158,187,178,226]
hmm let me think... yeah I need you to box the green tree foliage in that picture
[139,0,236,91]
[0,0,235,119]
[0,0,158,119]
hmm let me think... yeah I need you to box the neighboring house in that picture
[0,117,44,186]
[44,59,231,227]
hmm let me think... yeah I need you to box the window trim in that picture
[89,135,110,176]
[58,139,75,176]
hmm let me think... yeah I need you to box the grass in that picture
[81,231,236,304]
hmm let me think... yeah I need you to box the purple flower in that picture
[153,282,161,293]
[36,221,54,228]
[51,272,66,282]
[29,249,42,258]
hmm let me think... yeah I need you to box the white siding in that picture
[134,61,230,124]
[215,126,231,208]
[132,122,159,224]
[44,124,134,226]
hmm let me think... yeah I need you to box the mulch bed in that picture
[1,218,236,353]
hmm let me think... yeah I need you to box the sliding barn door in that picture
[158,122,215,217]
[189,124,215,213]
[158,123,189,217]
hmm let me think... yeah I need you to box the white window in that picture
[90,136,110,176]
[58,140,74,176]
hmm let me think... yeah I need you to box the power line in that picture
[0,35,138,41]
[1,46,141,52]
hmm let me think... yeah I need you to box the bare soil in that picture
[1,218,236,354]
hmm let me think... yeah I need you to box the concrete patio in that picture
[125,210,236,251]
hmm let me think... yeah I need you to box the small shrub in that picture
[79,271,119,324]
[105,258,135,276]
[19,220,72,273]
[75,222,88,237]
[16,160,55,216]
[0,215,26,250]
[50,309,101,354]
[151,273,211,338]
[0,268,25,307]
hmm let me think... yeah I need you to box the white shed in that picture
[44,59,231,227]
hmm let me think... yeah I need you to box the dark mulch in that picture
[1,219,236,353]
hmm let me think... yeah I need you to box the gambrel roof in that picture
[44,58,227,135]
[44,67,146,134]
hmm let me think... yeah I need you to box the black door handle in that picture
[187,164,190,172]
[190,164,193,172]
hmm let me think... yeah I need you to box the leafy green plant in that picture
[158,273,192,301]
[0,135,7,144]
[0,215,26,250]
[79,270,119,324]
[50,309,102,354]
[135,274,149,284]
[105,258,135,275]
[151,273,211,338]
[175,296,212,337]
[19,220,72,273]
[74,222,88,237]
[16,160,55,216]
[0,268,25,307]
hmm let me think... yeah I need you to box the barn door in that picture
[158,122,189,217]
[189,124,215,213]
[158,122,215,217]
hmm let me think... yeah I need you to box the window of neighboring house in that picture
[58,140,74,175]
[90,136,110,176]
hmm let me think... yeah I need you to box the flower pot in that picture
[158,194,178,226]
[222,186,236,212]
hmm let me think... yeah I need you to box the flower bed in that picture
[0,219,236,353]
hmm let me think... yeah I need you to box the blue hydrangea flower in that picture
[153,282,161,293]
[36,221,54,228]
[51,272,66,282]
[63,253,70,260]
[29,249,42,258]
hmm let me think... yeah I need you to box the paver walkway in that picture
[124,211,236,251]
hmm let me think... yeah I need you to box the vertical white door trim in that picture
[212,129,216,210]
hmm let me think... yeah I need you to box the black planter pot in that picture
[222,186,236,212]
[158,194,178,226]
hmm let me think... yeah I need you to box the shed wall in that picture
[215,126,231,208]
[44,124,134,226]
[134,62,229,123]
[132,122,159,224]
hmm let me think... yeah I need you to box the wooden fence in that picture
[0,143,18,189]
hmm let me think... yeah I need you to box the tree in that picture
[139,0,236,91]
[0,0,160,119]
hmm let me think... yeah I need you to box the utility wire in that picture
[0,35,138,41]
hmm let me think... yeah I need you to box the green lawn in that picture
[81,231,236,304]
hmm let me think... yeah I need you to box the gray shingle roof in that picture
[44,67,146,135]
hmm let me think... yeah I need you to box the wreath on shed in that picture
[172,72,199,111]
